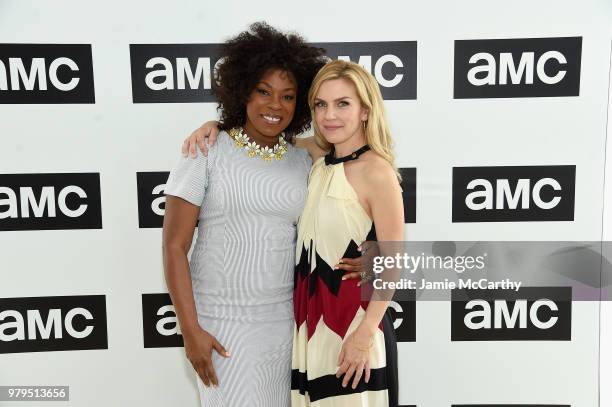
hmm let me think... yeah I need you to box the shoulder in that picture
[294,135,313,150]
[202,130,231,164]
[215,130,232,149]
[294,136,328,162]
[172,130,229,171]
[362,153,397,184]
[288,141,312,170]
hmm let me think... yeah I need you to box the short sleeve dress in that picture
[165,131,312,407]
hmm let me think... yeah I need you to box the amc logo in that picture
[129,44,223,103]
[451,287,571,341]
[142,293,183,348]
[0,295,108,353]
[454,36,581,98]
[0,44,95,104]
[0,173,102,231]
[452,165,575,222]
[129,41,417,103]
[313,41,417,100]
[136,172,169,228]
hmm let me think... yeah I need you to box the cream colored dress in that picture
[291,150,395,407]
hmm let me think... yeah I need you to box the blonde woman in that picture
[290,60,403,406]
[182,61,402,407]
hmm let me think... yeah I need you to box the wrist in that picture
[359,317,379,336]
[181,322,203,339]
[355,322,376,341]
[351,326,374,352]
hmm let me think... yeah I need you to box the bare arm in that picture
[336,162,404,389]
[359,166,404,335]
[162,195,229,387]
[162,196,200,335]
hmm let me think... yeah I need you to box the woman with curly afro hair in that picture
[163,22,364,407]
[183,59,403,407]
[213,22,324,141]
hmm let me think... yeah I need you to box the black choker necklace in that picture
[324,145,370,165]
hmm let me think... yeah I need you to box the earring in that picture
[362,121,367,131]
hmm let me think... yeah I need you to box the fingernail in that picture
[341,276,346,280]
[358,246,362,252]
[334,266,339,269]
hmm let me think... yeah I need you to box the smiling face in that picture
[313,78,368,147]
[243,68,297,146]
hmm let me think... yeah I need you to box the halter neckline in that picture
[324,145,370,165]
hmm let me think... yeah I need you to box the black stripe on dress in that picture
[291,367,388,402]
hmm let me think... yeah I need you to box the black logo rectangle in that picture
[130,44,223,103]
[0,295,107,354]
[136,172,169,228]
[451,287,572,341]
[389,293,416,343]
[452,165,575,222]
[399,167,417,223]
[313,41,417,100]
[142,293,184,348]
[130,41,417,103]
[0,44,95,104]
[0,173,102,231]
[454,37,581,98]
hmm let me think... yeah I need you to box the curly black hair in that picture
[214,22,326,142]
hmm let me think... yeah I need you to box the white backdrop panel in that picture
[0,1,611,407]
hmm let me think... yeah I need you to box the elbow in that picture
[162,238,190,267]
[162,240,188,257]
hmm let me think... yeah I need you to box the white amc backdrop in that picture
[1,1,611,407]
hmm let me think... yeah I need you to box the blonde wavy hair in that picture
[308,60,401,181]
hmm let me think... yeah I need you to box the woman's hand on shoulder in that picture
[182,120,220,158]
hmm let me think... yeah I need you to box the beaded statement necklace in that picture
[228,127,288,162]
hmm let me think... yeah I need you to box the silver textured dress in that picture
[165,131,311,407]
